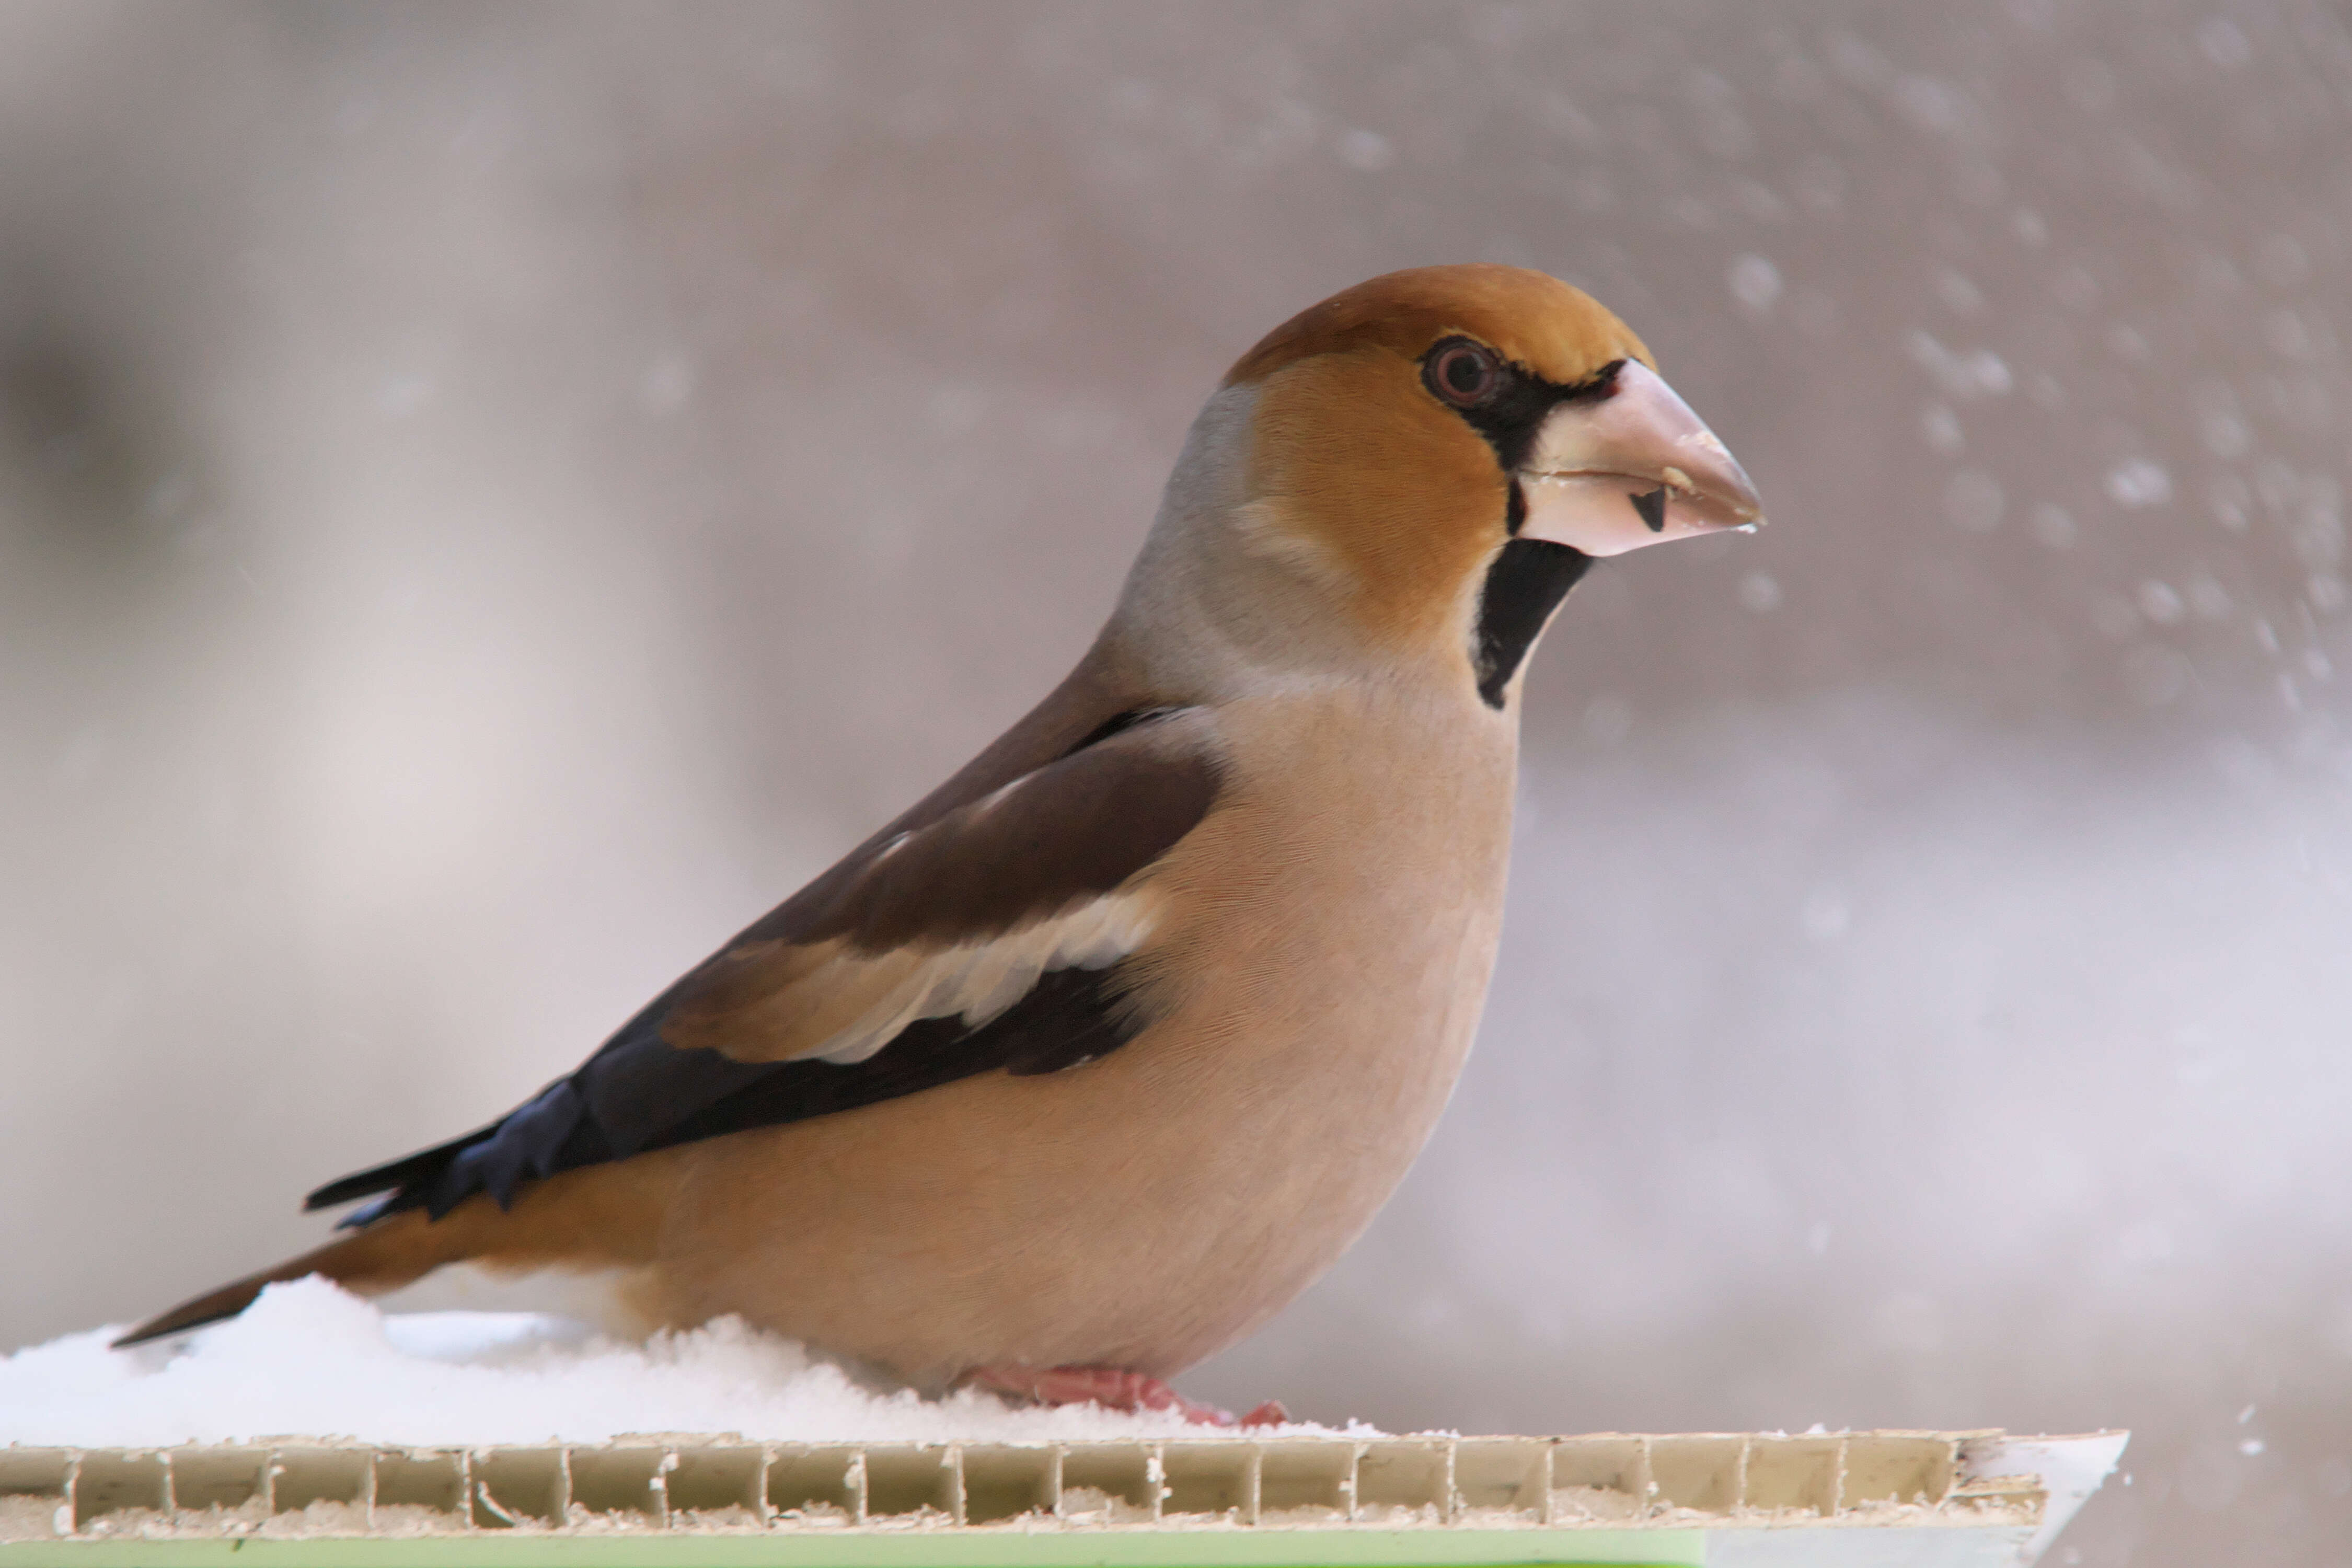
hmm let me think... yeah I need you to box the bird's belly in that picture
[652,943,1492,1384]
[651,704,1514,1386]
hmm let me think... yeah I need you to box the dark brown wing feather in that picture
[664,720,1217,1040]
[305,698,1220,1226]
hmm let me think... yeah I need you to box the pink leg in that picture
[968,1364,1289,1428]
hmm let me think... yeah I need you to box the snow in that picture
[0,1278,1326,1449]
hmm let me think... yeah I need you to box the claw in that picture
[967,1364,1285,1428]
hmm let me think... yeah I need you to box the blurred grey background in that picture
[3,2,2347,1561]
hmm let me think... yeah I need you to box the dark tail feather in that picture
[110,1213,452,1349]
[110,1260,322,1348]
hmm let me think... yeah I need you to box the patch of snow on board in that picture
[0,1278,1336,1448]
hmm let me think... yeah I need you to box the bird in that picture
[117,264,1763,1423]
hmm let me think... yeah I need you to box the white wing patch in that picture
[668,712,1217,1069]
[805,888,1161,1065]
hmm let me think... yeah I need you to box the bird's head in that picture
[1123,264,1763,707]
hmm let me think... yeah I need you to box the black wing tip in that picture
[301,1126,499,1215]
[302,1171,390,1212]
[303,1082,594,1226]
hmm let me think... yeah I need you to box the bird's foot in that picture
[967,1364,1288,1428]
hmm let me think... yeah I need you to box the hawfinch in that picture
[120,265,1763,1421]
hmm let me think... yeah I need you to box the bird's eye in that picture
[1426,340,1501,408]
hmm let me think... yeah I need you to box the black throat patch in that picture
[1419,342,1622,708]
[1473,538,1590,708]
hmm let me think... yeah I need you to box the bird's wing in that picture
[308,707,1223,1222]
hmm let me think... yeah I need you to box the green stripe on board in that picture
[0,1530,1704,1568]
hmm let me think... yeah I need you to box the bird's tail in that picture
[110,1209,464,1347]
[111,1154,682,1349]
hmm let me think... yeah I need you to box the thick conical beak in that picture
[1515,360,1765,557]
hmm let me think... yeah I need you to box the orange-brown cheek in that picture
[1244,349,1509,651]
